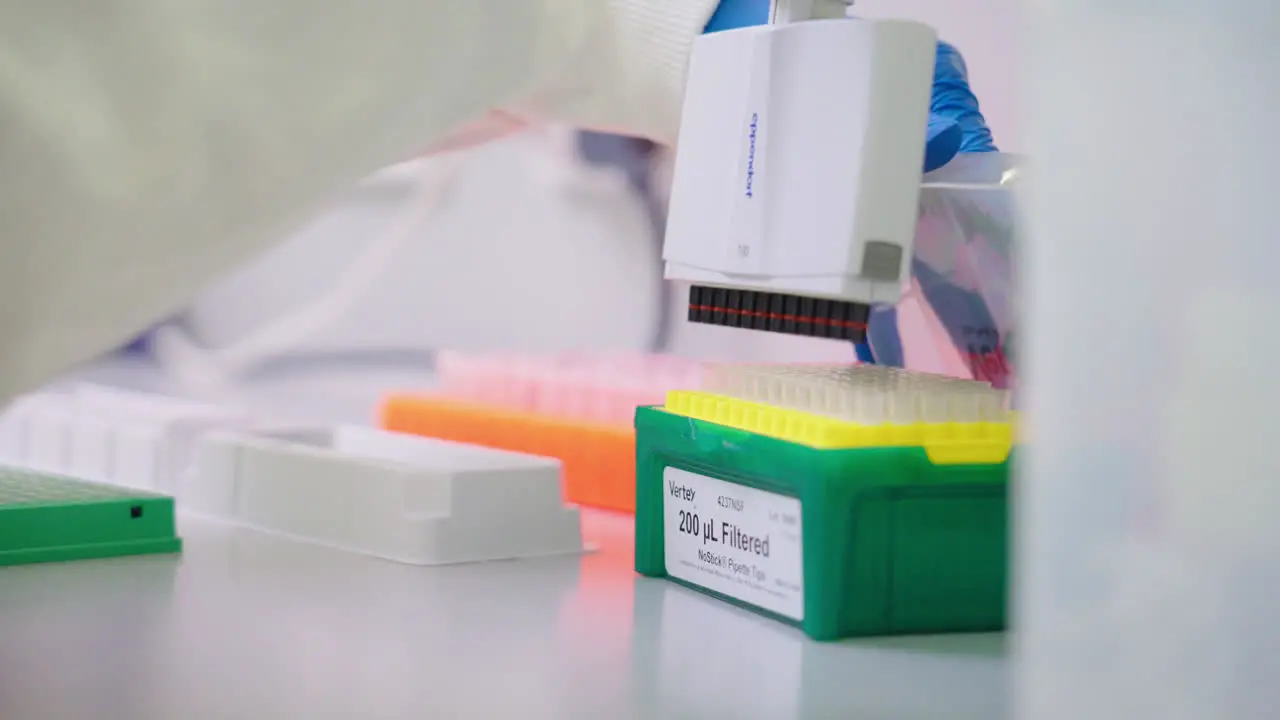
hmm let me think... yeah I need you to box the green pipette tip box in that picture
[0,466,182,567]
[633,406,1009,641]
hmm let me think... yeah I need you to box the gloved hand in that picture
[704,1,997,171]
[925,41,997,169]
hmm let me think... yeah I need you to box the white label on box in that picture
[662,466,804,620]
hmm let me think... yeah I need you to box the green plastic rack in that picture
[633,406,1009,641]
[0,466,182,567]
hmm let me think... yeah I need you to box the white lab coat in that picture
[0,0,718,402]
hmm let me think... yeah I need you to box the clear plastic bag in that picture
[867,153,1022,390]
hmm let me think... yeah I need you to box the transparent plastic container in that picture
[868,153,1021,391]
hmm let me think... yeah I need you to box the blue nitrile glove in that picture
[704,2,997,172]
[704,0,771,32]
[929,41,997,158]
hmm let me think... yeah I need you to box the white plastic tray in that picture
[187,425,585,565]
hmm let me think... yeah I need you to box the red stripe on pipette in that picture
[689,304,867,330]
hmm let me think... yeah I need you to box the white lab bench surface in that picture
[0,356,1007,719]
